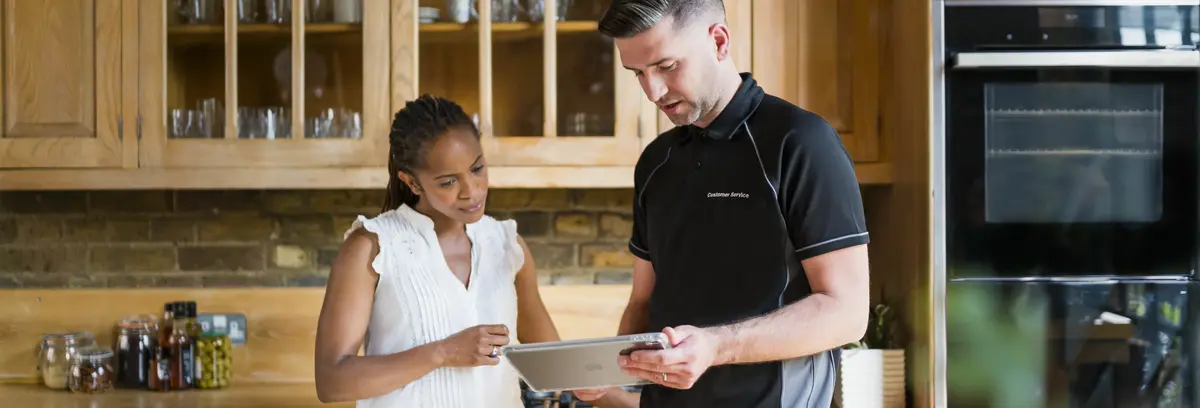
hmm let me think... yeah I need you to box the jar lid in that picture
[42,332,94,344]
[118,314,157,329]
[72,347,113,362]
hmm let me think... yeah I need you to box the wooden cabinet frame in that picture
[472,0,643,167]
[0,0,892,190]
[648,0,889,180]
[752,0,882,163]
[0,0,137,169]
[137,0,390,169]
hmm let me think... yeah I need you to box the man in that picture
[575,1,871,407]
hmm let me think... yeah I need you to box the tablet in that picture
[501,333,671,392]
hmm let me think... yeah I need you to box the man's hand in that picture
[618,325,720,389]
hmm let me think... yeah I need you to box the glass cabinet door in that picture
[139,0,388,168]
[414,0,642,167]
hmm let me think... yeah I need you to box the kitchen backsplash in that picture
[0,189,635,288]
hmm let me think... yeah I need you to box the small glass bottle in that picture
[68,347,115,394]
[149,303,174,391]
[186,301,203,386]
[170,306,194,390]
[186,301,202,337]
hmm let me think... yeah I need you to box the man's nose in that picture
[642,76,667,102]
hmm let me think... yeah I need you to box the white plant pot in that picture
[835,348,905,408]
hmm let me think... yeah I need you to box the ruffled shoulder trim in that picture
[495,218,525,282]
[343,210,406,276]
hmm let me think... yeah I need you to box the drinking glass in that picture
[170,109,193,139]
[263,0,291,24]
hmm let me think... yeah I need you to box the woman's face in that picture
[401,126,489,224]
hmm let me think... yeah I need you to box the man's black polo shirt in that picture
[629,73,869,408]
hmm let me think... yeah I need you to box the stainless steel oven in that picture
[944,2,1200,280]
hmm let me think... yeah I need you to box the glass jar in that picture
[68,347,115,393]
[195,332,232,389]
[113,315,158,389]
[37,332,96,390]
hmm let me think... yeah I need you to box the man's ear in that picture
[710,23,732,61]
[397,171,421,195]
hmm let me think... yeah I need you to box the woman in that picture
[314,95,561,407]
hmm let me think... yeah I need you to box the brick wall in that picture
[0,189,635,288]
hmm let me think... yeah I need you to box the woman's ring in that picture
[489,345,500,358]
[662,373,668,383]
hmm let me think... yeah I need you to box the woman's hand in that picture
[435,324,511,367]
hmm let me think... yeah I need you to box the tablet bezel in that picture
[501,333,672,392]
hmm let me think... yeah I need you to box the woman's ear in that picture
[397,171,421,195]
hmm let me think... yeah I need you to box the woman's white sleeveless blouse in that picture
[345,204,525,408]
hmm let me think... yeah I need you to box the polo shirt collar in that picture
[688,72,764,141]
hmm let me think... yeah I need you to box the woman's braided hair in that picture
[382,94,479,212]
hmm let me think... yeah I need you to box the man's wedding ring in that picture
[662,373,668,383]
[489,345,500,358]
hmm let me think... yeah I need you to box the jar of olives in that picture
[195,333,231,389]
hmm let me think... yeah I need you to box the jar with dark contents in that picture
[68,347,115,394]
[114,315,157,389]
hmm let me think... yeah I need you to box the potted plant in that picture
[835,303,905,408]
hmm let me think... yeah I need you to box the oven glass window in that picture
[983,82,1164,224]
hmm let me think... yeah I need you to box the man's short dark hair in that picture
[598,0,726,38]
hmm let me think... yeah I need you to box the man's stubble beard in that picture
[666,90,719,126]
[666,101,702,126]
[664,63,722,126]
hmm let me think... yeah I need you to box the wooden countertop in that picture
[0,383,352,407]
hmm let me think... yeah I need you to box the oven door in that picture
[946,49,1200,279]
[946,279,1199,407]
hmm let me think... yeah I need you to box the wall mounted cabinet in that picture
[0,0,136,170]
[752,0,884,164]
[137,0,391,169]
[407,0,643,169]
[0,0,891,190]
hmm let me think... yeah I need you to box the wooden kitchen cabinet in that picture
[410,0,642,168]
[137,0,390,169]
[0,0,137,169]
[752,0,883,163]
[0,0,891,190]
[650,0,886,165]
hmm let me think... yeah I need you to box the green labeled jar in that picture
[194,332,232,389]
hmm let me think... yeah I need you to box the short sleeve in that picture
[497,219,526,281]
[629,199,651,261]
[780,116,870,261]
[343,214,390,275]
[628,143,664,262]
